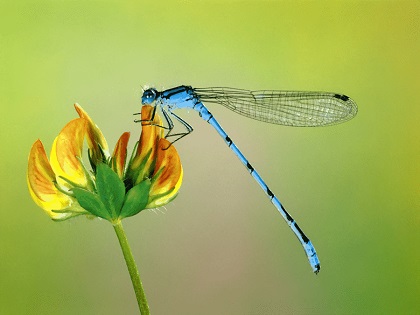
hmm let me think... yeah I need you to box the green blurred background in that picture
[1,1,418,314]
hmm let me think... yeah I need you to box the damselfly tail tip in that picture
[313,264,321,275]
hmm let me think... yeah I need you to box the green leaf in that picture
[119,179,151,219]
[72,187,111,220]
[95,163,126,218]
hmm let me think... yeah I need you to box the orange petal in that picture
[138,105,164,158]
[147,138,183,207]
[50,118,88,187]
[111,132,130,179]
[130,105,164,183]
[74,103,109,163]
[27,140,72,219]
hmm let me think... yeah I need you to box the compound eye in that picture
[141,88,157,104]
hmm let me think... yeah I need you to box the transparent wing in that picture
[194,87,358,127]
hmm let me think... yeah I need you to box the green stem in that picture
[113,220,150,314]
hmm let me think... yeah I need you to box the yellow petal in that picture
[130,105,164,183]
[50,118,88,187]
[147,138,183,208]
[111,132,130,179]
[74,103,109,163]
[27,140,72,219]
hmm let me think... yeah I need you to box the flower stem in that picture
[113,220,150,314]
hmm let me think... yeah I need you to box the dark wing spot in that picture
[334,94,350,102]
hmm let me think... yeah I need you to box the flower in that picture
[27,104,183,222]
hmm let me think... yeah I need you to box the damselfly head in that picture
[141,88,159,105]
